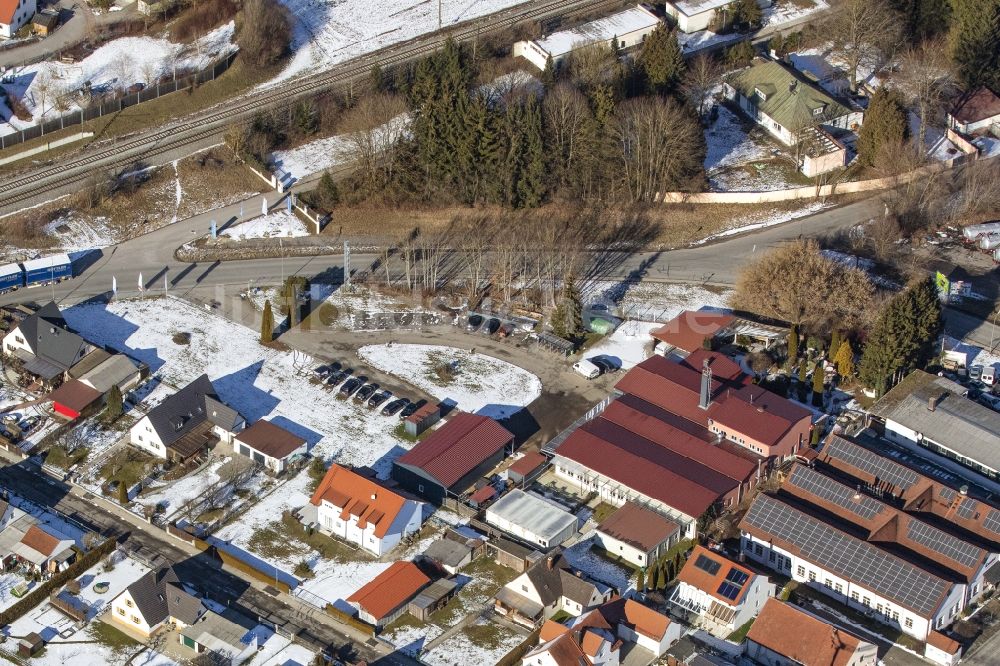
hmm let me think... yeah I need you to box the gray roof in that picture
[125,567,204,627]
[17,302,89,371]
[486,490,577,543]
[741,494,951,617]
[146,375,243,448]
[424,539,473,568]
[410,578,459,611]
[524,551,603,607]
[180,610,253,654]
[872,372,1000,474]
[78,354,140,393]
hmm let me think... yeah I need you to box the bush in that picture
[236,0,291,70]
[172,0,238,43]
[294,560,314,578]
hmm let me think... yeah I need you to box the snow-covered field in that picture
[318,285,436,331]
[421,619,525,666]
[584,281,732,324]
[704,106,795,192]
[562,535,635,592]
[584,321,661,370]
[43,213,116,252]
[271,0,533,85]
[220,210,310,239]
[357,344,542,417]
[763,0,829,29]
[1,24,235,136]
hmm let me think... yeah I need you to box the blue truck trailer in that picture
[0,263,23,293]
[21,254,73,287]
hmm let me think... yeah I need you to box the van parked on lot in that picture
[982,366,997,386]
[573,359,601,379]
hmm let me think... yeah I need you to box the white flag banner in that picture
[112,276,117,295]
[164,274,168,294]
[262,196,268,216]
[138,272,144,292]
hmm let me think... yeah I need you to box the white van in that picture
[573,359,601,379]
[982,366,997,386]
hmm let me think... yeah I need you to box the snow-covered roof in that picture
[671,0,735,17]
[0,263,20,278]
[535,6,661,58]
[21,254,71,272]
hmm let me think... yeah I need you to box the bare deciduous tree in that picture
[828,0,904,92]
[682,53,721,120]
[542,83,599,193]
[895,39,957,157]
[338,92,409,193]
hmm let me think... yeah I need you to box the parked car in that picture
[483,318,501,335]
[498,323,516,338]
[1,413,19,425]
[573,359,601,379]
[400,399,427,420]
[326,371,347,388]
[970,365,984,382]
[382,398,409,416]
[589,357,617,375]
[312,365,331,380]
[355,383,379,403]
[339,377,365,397]
[466,314,484,332]
[368,390,392,409]
[19,415,41,432]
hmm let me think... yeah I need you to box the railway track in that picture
[0,0,625,212]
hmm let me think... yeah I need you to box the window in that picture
[824,578,833,588]
[905,617,913,629]
[797,566,805,577]
[418,484,424,493]
[126,600,133,608]
[754,87,768,101]
[132,615,141,624]
[768,551,775,562]
[876,603,883,614]
[851,591,859,602]
[892,611,899,622]
[14,335,23,344]
[835,583,843,594]
[754,544,763,556]
[808,571,816,582]
[521,584,528,592]
[117,607,125,616]
[863,597,871,607]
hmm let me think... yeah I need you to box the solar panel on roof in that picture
[825,437,919,490]
[985,510,1000,536]
[939,487,957,501]
[905,520,983,568]
[955,498,979,520]
[743,496,949,617]
[716,581,742,601]
[725,568,749,586]
[787,466,884,521]
[694,554,721,575]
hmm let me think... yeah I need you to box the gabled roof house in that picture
[346,561,431,628]
[110,566,205,637]
[745,599,878,666]
[1,302,96,385]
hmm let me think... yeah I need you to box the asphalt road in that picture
[0,454,415,664]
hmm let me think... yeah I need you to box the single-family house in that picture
[304,463,424,556]
[513,5,661,71]
[346,561,431,628]
[724,60,862,167]
[495,550,615,626]
[392,413,515,504]
[485,489,578,550]
[665,0,771,34]
[669,545,774,636]
[0,501,76,575]
[598,598,681,658]
[179,610,258,665]
[1,302,96,388]
[0,0,37,38]
[129,374,244,461]
[233,420,306,474]
[595,501,681,568]
[948,87,1000,135]
[745,599,878,666]
[110,566,205,637]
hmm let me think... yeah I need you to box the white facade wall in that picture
[664,5,717,33]
[671,575,773,636]
[110,590,155,636]
[552,458,698,539]
[949,114,1000,135]
[724,84,862,148]
[741,532,963,641]
[883,418,1000,487]
[747,639,877,666]
[0,0,36,38]
[317,498,422,556]
[616,622,680,657]
[130,416,168,459]
[1,327,31,357]
[485,506,576,549]
[594,531,651,568]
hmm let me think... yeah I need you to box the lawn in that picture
[98,448,157,490]
[44,444,90,470]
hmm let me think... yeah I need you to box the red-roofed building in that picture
[948,87,1000,135]
[745,599,877,666]
[507,451,547,486]
[306,464,424,556]
[392,413,515,504]
[346,561,431,628]
[669,545,774,637]
[49,379,102,420]
[0,0,35,38]
[595,502,680,568]
[650,311,735,354]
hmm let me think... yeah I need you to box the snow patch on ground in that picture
[43,213,115,252]
[943,335,1000,371]
[763,0,829,29]
[584,321,661,370]
[691,201,830,245]
[562,536,635,593]
[584,281,732,324]
[357,343,542,416]
[704,106,795,192]
[220,210,310,239]
[421,619,525,666]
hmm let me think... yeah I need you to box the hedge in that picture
[0,537,117,627]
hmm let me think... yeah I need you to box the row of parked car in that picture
[0,412,43,442]
[464,313,537,338]
[313,362,427,419]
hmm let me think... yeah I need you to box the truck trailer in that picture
[21,254,72,287]
[0,263,23,293]
[962,221,1000,240]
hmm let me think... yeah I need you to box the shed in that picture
[49,379,102,420]
[507,451,546,485]
[31,12,58,36]
[19,633,44,658]
[404,402,441,438]
[488,536,544,573]
[423,539,473,574]
[407,577,459,621]
[468,484,496,508]
[234,420,306,474]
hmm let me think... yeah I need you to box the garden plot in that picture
[583,281,731,324]
[0,571,34,611]
[357,344,542,416]
[1,23,236,136]
[563,535,635,593]
[422,618,526,666]
[705,106,795,192]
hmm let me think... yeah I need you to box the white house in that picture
[745,599,879,666]
[513,5,661,71]
[2,301,96,386]
[948,87,1000,135]
[485,489,578,550]
[129,374,244,461]
[0,0,37,38]
[669,545,774,636]
[110,567,205,638]
[304,463,424,557]
[594,501,680,568]
[496,550,615,626]
[665,0,771,34]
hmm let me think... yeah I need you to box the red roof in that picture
[677,545,756,606]
[49,379,101,414]
[469,485,496,503]
[0,0,17,24]
[21,525,62,557]
[747,599,870,666]
[951,87,1000,124]
[395,413,514,489]
[310,465,410,538]
[707,384,811,446]
[556,427,720,518]
[509,451,547,477]
[235,420,306,459]
[347,561,430,620]
[597,502,679,552]
[650,311,735,353]
[404,402,440,424]
[680,349,745,382]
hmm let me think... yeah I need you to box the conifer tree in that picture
[798,357,809,383]
[260,300,274,344]
[731,0,763,30]
[830,329,842,359]
[516,95,546,208]
[812,362,825,407]
[637,568,646,591]
[787,325,799,368]
[118,483,129,505]
[104,384,123,421]
[639,24,685,95]
[834,339,855,378]
[551,274,583,340]
[857,88,909,167]
[948,0,1000,88]
[726,40,755,68]
[541,55,556,90]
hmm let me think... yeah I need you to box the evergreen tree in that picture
[893,0,952,40]
[104,384,123,421]
[515,95,546,208]
[292,100,318,136]
[949,0,1000,88]
[551,274,584,340]
[830,329,842,359]
[541,55,556,90]
[787,325,799,368]
[731,0,763,31]
[369,64,386,92]
[639,24,686,95]
[260,300,274,344]
[726,40,756,68]
[812,362,825,407]
[857,88,909,167]
[834,339,855,378]
[636,568,646,591]
[118,482,129,505]
[317,170,340,210]
[798,357,808,383]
